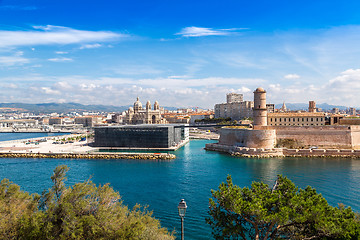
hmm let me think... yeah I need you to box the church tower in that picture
[154,101,159,111]
[309,101,316,113]
[253,87,267,126]
[146,100,151,111]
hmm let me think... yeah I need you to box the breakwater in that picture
[0,152,176,160]
[205,143,360,158]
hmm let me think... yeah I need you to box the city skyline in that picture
[1,0,360,108]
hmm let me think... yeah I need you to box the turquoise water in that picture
[0,132,69,142]
[0,137,359,239]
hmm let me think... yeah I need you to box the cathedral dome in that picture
[134,97,143,111]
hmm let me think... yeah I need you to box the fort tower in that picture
[253,87,267,126]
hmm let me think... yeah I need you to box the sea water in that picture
[0,136,359,239]
[0,132,69,142]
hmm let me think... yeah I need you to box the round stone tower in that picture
[308,101,316,113]
[253,87,267,126]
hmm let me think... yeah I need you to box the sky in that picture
[1,0,360,108]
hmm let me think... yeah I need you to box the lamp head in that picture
[178,199,187,218]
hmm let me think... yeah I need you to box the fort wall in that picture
[205,143,360,158]
[273,125,360,149]
[219,128,276,149]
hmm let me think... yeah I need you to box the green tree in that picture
[0,165,174,240]
[207,175,360,240]
[0,179,39,239]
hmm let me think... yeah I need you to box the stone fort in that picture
[217,87,360,150]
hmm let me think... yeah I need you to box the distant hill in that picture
[274,103,348,111]
[0,103,177,114]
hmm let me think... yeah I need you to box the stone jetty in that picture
[0,152,176,160]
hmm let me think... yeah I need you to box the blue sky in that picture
[1,0,360,108]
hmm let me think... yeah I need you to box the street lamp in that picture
[178,199,187,240]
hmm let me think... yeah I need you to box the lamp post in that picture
[178,199,187,240]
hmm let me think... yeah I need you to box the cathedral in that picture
[124,97,168,124]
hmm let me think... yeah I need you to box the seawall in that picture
[205,143,360,158]
[0,152,176,160]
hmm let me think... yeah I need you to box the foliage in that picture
[207,175,360,240]
[0,179,39,239]
[195,117,232,123]
[0,165,174,240]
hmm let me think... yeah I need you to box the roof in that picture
[268,112,326,117]
[254,87,266,92]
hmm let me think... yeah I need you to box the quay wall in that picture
[0,152,176,160]
[205,143,283,157]
[205,143,360,158]
[219,128,276,149]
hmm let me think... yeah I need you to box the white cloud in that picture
[263,69,360,107]
[79,43,102,49]
[4,83,18,89]
[54,81,73,90]
[41,87,60,95]
[0,55,29,66]
[176,26,246,37]
[0,74,266,107]
[0,25,125,48]
[236,87,251,93]
[48,57,73,62]
[4,69,360,108]
[327,68,360,92]
[55,51,68,54]
[284,74,300,79]
[79,83,98,91]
